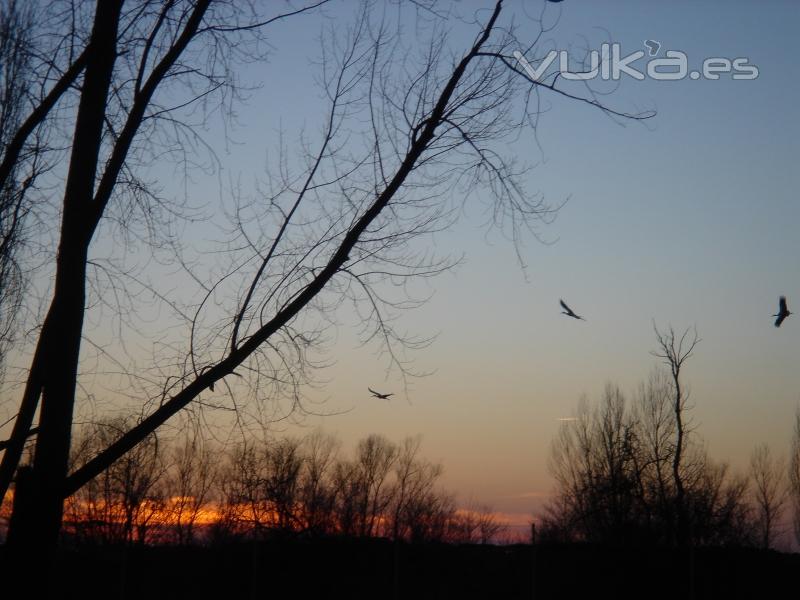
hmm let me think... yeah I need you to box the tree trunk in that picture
[6,0,122,555]
[672,372,687,547]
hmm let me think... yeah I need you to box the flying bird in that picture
[773,295,792,328]
[368,387,394,400]
[559,299,585,321]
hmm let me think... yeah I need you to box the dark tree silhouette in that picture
[0,0,43,378]
[58,429,501,546]
[64,419,165,546]
[790,407,800,547]
[163,426,218,545]
[542,360,755,547]
[651,324,700,547]
[0,0,335,556]
[0,0,652,558]
[750,443,787,549]
[389,435,442,541]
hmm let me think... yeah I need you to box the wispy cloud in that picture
[500,490,551,500]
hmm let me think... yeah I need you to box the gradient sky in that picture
[203,0,798,529]
[172,0,800,528]
[9,1,798,535]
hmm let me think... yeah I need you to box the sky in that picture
[201,0,799,531]
[7,0,799,537]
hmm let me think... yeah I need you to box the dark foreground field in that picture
[2,539,798,599]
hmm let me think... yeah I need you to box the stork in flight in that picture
[559,299,585,321]
[773,295,792,328]
[368,387,394,400]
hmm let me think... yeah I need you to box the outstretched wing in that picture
[560,298,585,320]
[368,387,379,396]
[775,313,786,328]
[779,296,788,314]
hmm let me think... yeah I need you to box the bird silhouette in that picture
[559,299,585,321]
[368,387,394,400]
[773,295,792,328]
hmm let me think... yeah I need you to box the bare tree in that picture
[217,436,309,537]
[59,427,504,546]
[651,324,700,547]
[546,386,643,544]
[632,369,675,533]
[543,371,755,548]
[0,0,652,555]
[388,435,442,540]
[404,489,455,544]
[0,0,335,553]
[218,440,268,538]
[263,438,304,533]
[163,425,217,545]
[331,458,360,537]
[750,443,787,549]
[790,406,800,547]
[447,501,507,544]
[346,434,397,537]
[297,430,339,536]
[0,0,41,376]
[64,418,165,545]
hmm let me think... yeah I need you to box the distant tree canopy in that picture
[0,429,507,546]
[540,367,788,549]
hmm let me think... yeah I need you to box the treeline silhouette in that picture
[5,379,800,599]
[538,371,788,550]
[34,426,505,547]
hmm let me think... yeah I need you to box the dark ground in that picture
[2,539,798,599]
